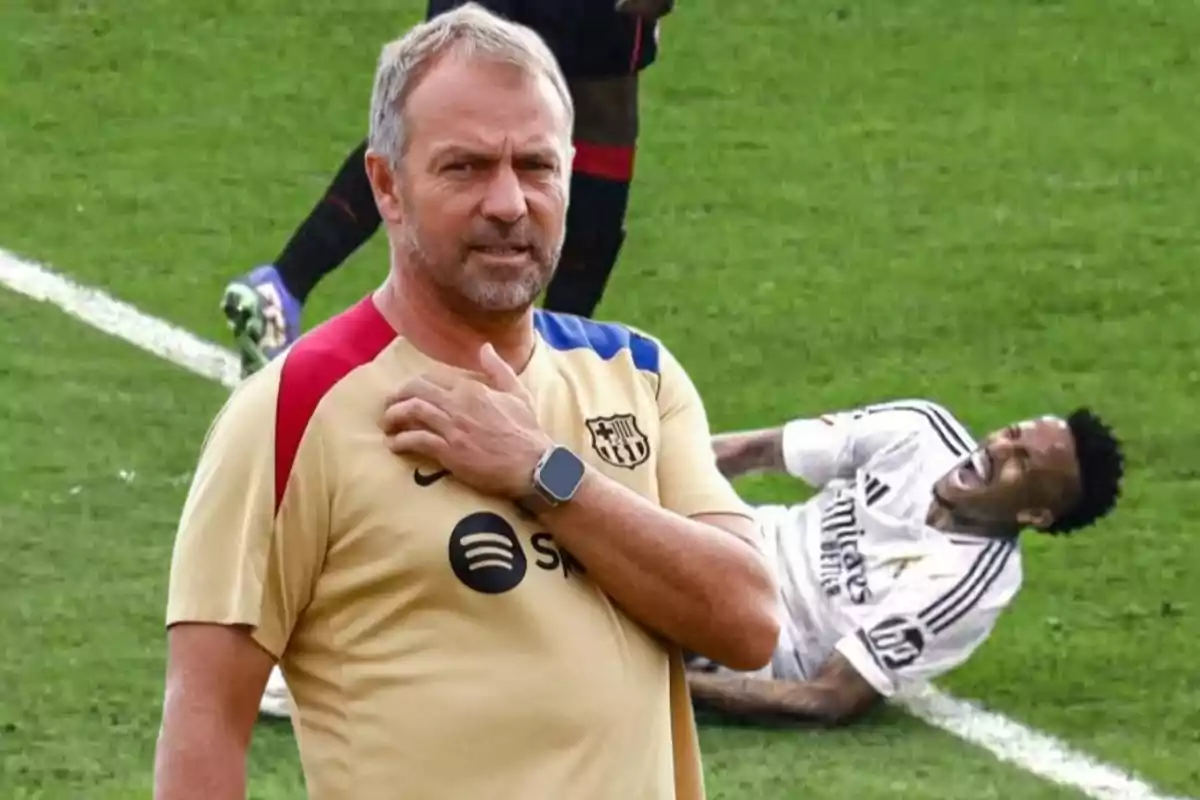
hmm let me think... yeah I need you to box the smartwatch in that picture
[519,445,586,516]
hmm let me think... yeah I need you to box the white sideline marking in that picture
[0,248,241,389]
[897,686,1191,800]
[0,246,1191,800]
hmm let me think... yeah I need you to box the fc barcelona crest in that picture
[585,414,651,469]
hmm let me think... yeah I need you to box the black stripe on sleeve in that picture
[918,539,1015,634]
[864,400,974,458]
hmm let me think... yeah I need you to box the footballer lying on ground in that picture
[686,399,1124,726]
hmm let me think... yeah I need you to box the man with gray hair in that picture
[154,5,779,799]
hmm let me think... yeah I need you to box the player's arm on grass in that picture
[688,544,1022,727]
[536,342,780,671]
[686,652,879,727]
[155,374,329,800]
[712,399,970,485]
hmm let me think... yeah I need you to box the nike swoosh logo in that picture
[413,468,451,487]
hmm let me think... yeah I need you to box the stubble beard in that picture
[399,217,562,315]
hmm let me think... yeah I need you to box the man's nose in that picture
[480,164,528,224]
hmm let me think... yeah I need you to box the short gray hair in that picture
[368,3,574,167]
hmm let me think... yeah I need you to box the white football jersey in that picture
[748,400,1023,698]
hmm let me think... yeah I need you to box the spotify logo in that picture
[448,511,528,594]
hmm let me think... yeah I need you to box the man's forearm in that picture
[687,651,880,727]
[687,673,844,727]
[711,428,786,480]
[536,468,779,671]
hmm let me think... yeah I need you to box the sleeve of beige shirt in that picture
[166,367,331,659]
[651,343,754,522]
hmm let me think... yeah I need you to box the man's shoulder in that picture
[231,297,397,468]
[283,296,397,382]
[272,295,397,412]
[533,310,663,375]
[860,399,970,432]
[859,399,977,462]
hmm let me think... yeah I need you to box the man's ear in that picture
[364,148,403,224]
[1016,507,1054,529]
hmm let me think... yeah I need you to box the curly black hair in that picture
[1042,407,1125,535]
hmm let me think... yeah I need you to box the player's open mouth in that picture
[955,449,992,489]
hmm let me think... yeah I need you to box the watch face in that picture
[541,447,585,501]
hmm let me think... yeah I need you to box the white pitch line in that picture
[0,245,1191,800]
[897,685,1192,800]
[0,248,241,389]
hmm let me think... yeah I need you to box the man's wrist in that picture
[515,442,586,516]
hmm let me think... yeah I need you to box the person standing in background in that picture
[221,0,676,377]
